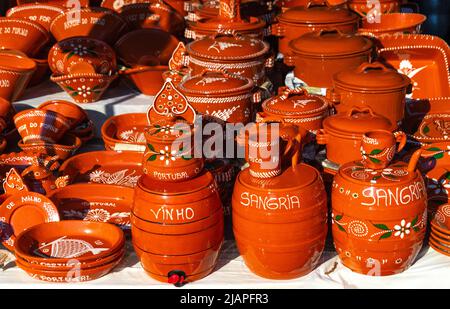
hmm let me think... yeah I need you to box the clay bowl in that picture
[359,13,427,36]
[13,109,71,144]
[0,53,37,102]
[133,240,222,278]
[131,220,224,255]
[50,72,118,103]
[48,36,117,75]
[18,134,82,160]
[14,221,125,263]
[49,7,128,45]
[15,254,123,283]
[38,100,88,129]
[120,65,167,96]
[58,150,143,188]
[16,248,125,271]
[101,113,147,151]
[49,183,134,230]
[0,17,50,57]
[6,3,66,32]
[70,120,95,144]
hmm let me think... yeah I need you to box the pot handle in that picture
[314,28,346,37]
[346,105,376,117]
[407,147,448,174]
[283,54,296,67]
[306,0,329,8]
[393,131,407,153]
[271,23,285,37]
[277,86,308,99]
[356,62,391,74]
[325,88,341,105]
[316,129,329,145]
[211,29,241,40]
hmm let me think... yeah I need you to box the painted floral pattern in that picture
[146,143,192,165]
[345,162,409,183]
[89,169,140,187]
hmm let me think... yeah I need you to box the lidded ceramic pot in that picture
[259,87,331,136]
[185,32,271,86]
[316,106,396,166]
[330,62,411,126]
[186,0,266,40]
[331,144,428,275]
[272,1,360,55]
[232,151,328,279]
[284,29,373,89]
[178,69,258,124]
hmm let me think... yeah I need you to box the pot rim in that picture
[359,13,427,34]
[0,53,37,72]
[0,17,50,38]
[50,71,118,81]
[287,45,373,59]
[178,73,255,96]
[261,96,330,118]
[278,15,360,26]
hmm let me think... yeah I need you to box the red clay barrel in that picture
[132,171,224,283]
[232,163,328,279]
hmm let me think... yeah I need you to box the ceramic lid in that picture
[238,163,320,191]
[178,70,254,95]
[186,33,269,61]
[333,62,411,91]
[190,17,266,33]
[139,170,215,194]
[279,3,358,24]
[262,87,329,117]
[338,160,419,186]
[289,29,373,57]
[323,106,394,136]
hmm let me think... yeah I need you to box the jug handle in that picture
[407,147,447,174]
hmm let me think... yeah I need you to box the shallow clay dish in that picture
[50,7,127,45]
[378,34,450,99]
[0,17,50,57]
[6,3,65,31]
[49,183,134,230]
[0,191,59,251]
[48,37,117,75]
[38,100,88,129]
[0,53,37,102]
[101,113,147,152]
[18,134,82,160]
[14,221,125,263]
[58,150,143,188]
[358,13,426,37]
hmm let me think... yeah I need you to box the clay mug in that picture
[360,129,407,169]
[237,117,302,179]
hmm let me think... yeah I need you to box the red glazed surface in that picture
[48,37,117,75]
[0,53,37,102]
[38,100,88,129]
[121,65,167,96]
[358,13,426,37]
[6,3,65,32]
[101,113,147,152]
[18,134,82,160]
[49,183,134,230]
[17,0,90,7]
[232,161,328,279]
[58,150,143,188]
[0,17,50,57]
[50,7,127,45]
[348,0,400,16]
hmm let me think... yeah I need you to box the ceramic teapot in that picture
[331,131,434,275]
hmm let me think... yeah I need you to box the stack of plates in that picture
[430,204,450,256]
[14,221,125,283]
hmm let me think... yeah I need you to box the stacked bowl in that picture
[430,204,450,257]
[14,221,125,283]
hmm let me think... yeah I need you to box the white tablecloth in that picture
[4,81,450,289]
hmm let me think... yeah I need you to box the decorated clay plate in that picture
[378,34,450,99]
[58,151,143,188]
[49,184,134,230]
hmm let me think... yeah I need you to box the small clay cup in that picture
[361,130,407,169]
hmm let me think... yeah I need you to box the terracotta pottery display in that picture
[378,34,450,99]
[316,106,396,166]
[14,221,125,268]
[0,170,60,251]
[48,37,117,75]
[348,0,401,17]
[272,2,359,55]
[284,29,373,89]
[50,72,118,103]
[58,150,143,188]
[186,32,271,86]
[101,113,147,152]
[6,3,65,31]
[13,109,71,144]
[259,87,331,136]
[117,2,185,35]
[17,0,90,7]
[358,13,426,37]
[232,149,327,279]
[0,53,37,102]
[50,7,127,45]
[186,0,266,40]
[0,17,50,57]
[331,148,429,275]
[49,183,134,230]
[38,100,88,129]
[18,134,82,160]
[178,70,258,124]
[330,62,411,126]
